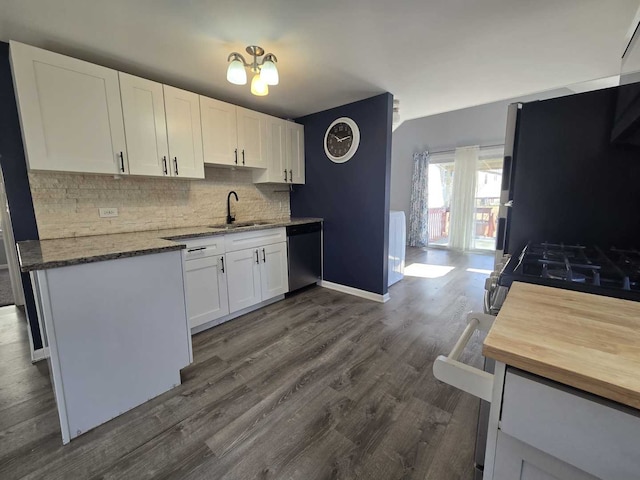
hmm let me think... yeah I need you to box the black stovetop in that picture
[498,242,640,302]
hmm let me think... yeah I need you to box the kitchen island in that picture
[481,282,640,480]
[17,217,322,444]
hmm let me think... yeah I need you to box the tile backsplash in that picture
[29,167,291,239]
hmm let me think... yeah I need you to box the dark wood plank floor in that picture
[0,247,492,479]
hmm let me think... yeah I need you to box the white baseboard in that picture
[320,280,390,303]
[32,346,49,363]
[190,295,285,336]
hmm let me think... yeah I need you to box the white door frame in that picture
[0,166,25,306]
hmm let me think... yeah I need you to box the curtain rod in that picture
[427,143,504,155]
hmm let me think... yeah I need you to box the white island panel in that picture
[37,250,191,443]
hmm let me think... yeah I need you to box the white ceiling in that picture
[0,0,637,121]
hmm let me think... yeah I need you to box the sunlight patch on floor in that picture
[404,263,455,279]
[466,268,493,275]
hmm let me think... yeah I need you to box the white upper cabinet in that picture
[200,96,239,167]
[10,41,290,181]
[163,85,204,179]
[254,117,305,184]
[119,73,170,177]
[286,121,305,184]
[10,41,127,175]
[236,107,267,168]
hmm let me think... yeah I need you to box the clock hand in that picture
[338,135,352,142]
[331,134,340,141]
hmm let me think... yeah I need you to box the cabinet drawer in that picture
[501,369,640,480]
[181,236,225,253]
[224,228,286,253]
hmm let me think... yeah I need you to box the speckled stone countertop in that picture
[17,217,323,272]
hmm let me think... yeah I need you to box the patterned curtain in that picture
[408,151,429,247]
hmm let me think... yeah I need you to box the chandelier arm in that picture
[258,53,278,66]
[227,52,250,67]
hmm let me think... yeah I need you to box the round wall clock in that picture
[324,117,360,163]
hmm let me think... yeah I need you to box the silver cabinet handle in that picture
[162,156,168,175]
[173,157,179,176]
[262,248,266,263]
[284,169,287,181]
[255,249,259,264]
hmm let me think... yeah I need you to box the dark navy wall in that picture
[291,93,393,295]
[0,41,42,349]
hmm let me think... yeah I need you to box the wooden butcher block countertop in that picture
[483,282,640,410]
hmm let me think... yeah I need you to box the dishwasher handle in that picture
[433,311,495,402]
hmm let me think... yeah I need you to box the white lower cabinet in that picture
[494,431,598,480]
[226,248,262,313]
[227,242,289,314]
[184,254,229,329]
[183,228,290,330]
[260,242,289,300]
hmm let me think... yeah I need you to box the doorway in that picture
[427,146,503,252]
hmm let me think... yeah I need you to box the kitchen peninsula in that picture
[17,217,322,444]
[481,282,640,480]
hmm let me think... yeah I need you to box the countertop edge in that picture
[19,243,186,272]
[482,343,640,411]
[18,218,323,272]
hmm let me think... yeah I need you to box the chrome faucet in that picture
[226,191,238,224]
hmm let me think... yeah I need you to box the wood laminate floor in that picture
[0,247,492,480]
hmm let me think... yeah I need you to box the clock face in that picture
[326,122,354,158]
[324,117,360,163]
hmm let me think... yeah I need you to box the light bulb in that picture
[227,59,247,85]
[251,74,269,96]
[260,59,279,86]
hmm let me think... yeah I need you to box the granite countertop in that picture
[483,282,640,410]
[17,217,323,272]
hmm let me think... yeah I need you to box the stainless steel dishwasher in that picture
[286,222,322,292]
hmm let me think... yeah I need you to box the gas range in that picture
[485,242,640,314]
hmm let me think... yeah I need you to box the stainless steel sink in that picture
[209,221,273,230]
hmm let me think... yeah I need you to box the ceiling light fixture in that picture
[226,45,279,96]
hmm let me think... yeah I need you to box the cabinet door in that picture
[493,431,598,480]
[286,122,305,184]
[163,85,204,179]
[226,248,262,313]
[10,41,127,174]
[200,96,239,167]
[119,73,169,177]
[236,107,267,168]
[259,242,289,301]
[269,117,288,182]
[184,254,230,329]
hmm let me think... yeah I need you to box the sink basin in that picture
[209,221,273,230]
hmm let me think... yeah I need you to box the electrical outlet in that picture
[99,207,118,218]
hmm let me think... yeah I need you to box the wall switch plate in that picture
[99,207,118,218]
